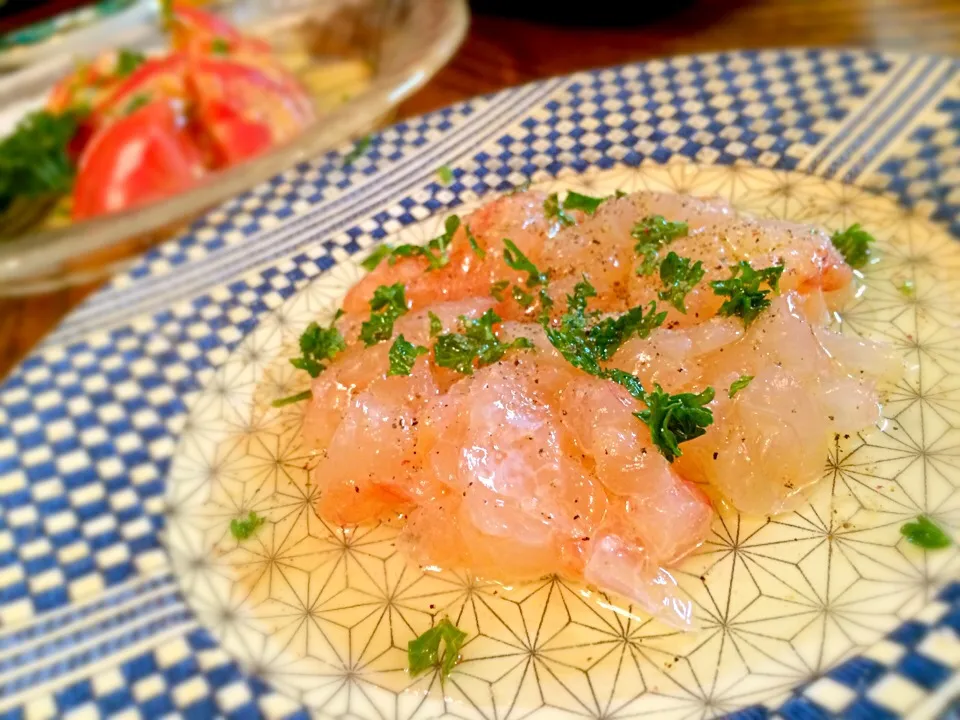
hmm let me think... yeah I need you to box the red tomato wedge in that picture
[94,54,190,126]
[171,4,272,57]
[187,55,315,167]
[72,100,206,221]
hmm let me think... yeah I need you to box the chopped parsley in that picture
[728,375,754,398]
[361,217,460,273]
[388,335,429,376]
[437,165,454,185]
[343,135,371,167]
[900,515,952,550]
[210,37,231,55]
[361,244,392,272]
[542,280,606,377]
[408,617,467,681]
[605,368,646,401]
[0,109,84,212]
[124,93,151,116]
[230,511,265,541]
[115,49,146,77]
[897,279,915,298]
[465,223,485,259]
[512,285,535,308]
[289,315,346,377]
[632,216,689,276]
[434,310,533,375]
[635,385,715,462]
[710,261,784,326]
[271,390,312,408]
[379,215,460,272]
[428,311,443,338]
[831,223,875,269]
[360,283,408,346]
[589,301,666,360]
[541,280,651,389]
[562,191,606,215]
[544,193,576,227]
[657,252,705,313]
[543,191,608,226]
[490,280,510,301]
[503,239,548,287]
[539,279,712,462]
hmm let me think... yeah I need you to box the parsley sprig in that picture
[543,191,608,227]
[710,261,784,326]
[434,310,533,375]
[272,312,347,408]
[408,618,467,681]
[288,313,346,377]
[632,215,689,276]
[831,223,876,269]
[360,284,409,346]
[657,252,705,313]
[363,216,461,273]
[635,385,715,462]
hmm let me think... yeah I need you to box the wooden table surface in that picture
[2,0,960,380]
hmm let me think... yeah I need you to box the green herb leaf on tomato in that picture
[210,37,231,56]
[115,49,146,77]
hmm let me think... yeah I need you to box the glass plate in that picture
[0,0,468,295]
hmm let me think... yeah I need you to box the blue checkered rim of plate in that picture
[0,49,959,720]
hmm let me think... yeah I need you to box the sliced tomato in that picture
[72,100,206,221]
[187,55,314,167]
[47,52,124,114]
[171,4,272,57]
[93,54,190,126]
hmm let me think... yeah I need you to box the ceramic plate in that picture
[1,50,959,720]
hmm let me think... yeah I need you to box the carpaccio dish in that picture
[276,188,899,628]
